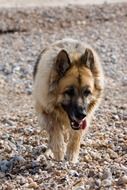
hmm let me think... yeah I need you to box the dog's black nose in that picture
[76,107,86,120]
[77,112,86,120]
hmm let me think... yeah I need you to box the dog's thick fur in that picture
[33,39,104,163]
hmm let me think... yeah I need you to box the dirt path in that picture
[0,2,127,190]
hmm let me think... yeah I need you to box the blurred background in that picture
[0,0,127,7]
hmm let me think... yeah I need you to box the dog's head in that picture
[51,48,103,130]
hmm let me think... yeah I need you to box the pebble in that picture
[102,179,112,187]
[107,148,118,159]
[36,154,46,161]
[0,172,5,178]
[83,155,92,162]
[28,182,39,189]
[73,187,84,190]
[117,175,127,185]
[27,177,34,183]
[16,176,27,185]
[0,140,4,148]
[69,170,79,177]
[102,168,112,180]
[0,160,12,173]
[4,144,12,153]
[95,179,101,187]
[10,155,25,164]
[112,114,119,120]
[8,141,17,151]
[101,168,113,187]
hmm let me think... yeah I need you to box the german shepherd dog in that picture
[33,39,104,163]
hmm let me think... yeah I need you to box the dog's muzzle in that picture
[62,104,87,130]
[70,114,87,130]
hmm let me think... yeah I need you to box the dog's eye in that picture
[83,89,91,97]
[65,87,75,96]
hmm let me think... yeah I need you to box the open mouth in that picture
[61,104,87,130]
[70,118,87,130]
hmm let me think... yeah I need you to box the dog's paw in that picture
[44,149,54,159]
[66,151,79,163]
[53,151,65,161]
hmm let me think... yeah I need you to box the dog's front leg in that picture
[48,124,66,161]
[66,130,83,163]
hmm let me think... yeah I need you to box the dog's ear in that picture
[55,50,71,76]
[80,48,95,71]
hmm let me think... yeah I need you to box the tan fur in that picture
[33,39,104,163]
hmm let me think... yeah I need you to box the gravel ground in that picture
[0,3,127,190]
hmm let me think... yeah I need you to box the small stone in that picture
[95,179,101,187]
[77,20,82,25]
[0,140,4,148]
[84,155,92,162]
[112,114,119,120]
[73,187,84,190]
[88,169,96,177]
[17,176,27,185]
[72,179,84,190]
[4,183,14,190]
[10,155,25,165]
[107,148,118,159]
[0,171,5,178]
[69,170,79,177]
[36,154,46,162]
[102,179,112,187]
[102,168,112,180]
[4,145,12,153]
[22,183,29,188]
[118,175,127,185]
[0,160,12,173]
[82,20,86,25]
[90,151,101,160]
[8,141,17,151]
[28,182,39,189]
[27,177,34,183]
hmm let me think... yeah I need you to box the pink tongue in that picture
[80,119,87,130]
